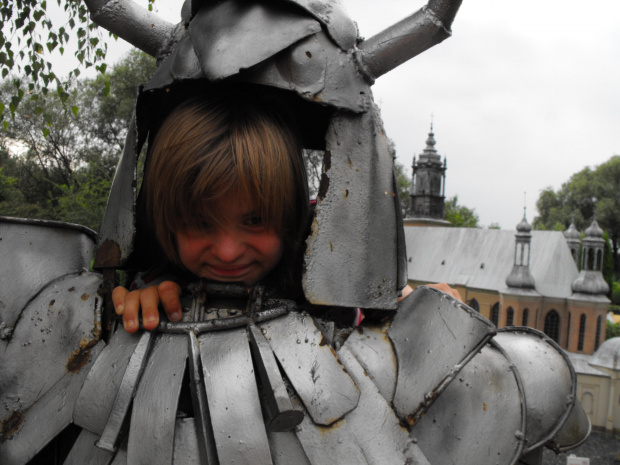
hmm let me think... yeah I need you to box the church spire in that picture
[572,215,609,295]
[506,208,536,289]
[406,122,447,223]
[564,215,581,264]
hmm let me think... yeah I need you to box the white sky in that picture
[50,0,620,229]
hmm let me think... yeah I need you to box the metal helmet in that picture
[88,0,463,310]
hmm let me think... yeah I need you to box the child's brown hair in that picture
[145,88,309,292]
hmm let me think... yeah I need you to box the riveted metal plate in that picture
[547,399,591,453]
[74,328,144,434]
[1,273,103,421]
[97,331,153,452]
[291,395,368,464]
[267,429,312,465]
[412,342,525,465]
[258,312,360,426]
[0,341,104,465]
[127,334,188,465]
[284,0,358,50]
[244,31,371,113]
[248,325,304,432]
[495,328,578,453]
[187,331,217,464]
[188,0,321,81]
[0,217,96,333]
[389,286,496,424]
[173,417,203,465]
[170,33,204,82]
[303,107,400,309]
[338,346,429,465]
[64,429,114,465]
[343,325,396,402]
[110,440,128,465]
[199,328,272,465]
[94,112,138,268]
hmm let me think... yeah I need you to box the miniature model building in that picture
[405,214,610,355]
[404,124,450,227]
[405,214,614,432]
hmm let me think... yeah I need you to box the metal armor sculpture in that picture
[0,1,590,464]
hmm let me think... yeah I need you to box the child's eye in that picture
[246,216,263,226]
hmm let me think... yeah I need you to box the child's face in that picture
[175,192,283,288]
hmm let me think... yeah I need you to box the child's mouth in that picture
[206,264,253,279]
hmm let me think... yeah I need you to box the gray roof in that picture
[404,227,580,299]
[589,337,620,372]
[566,352,610,377]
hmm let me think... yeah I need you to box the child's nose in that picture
[212,233,246,262]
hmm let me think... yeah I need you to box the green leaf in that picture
[72,105,79,117]
[42,127,50,138]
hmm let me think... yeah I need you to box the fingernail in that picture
[145,316,158,326]
[170,311,181,322]
[116,304,124,315]
[124,319,136,331]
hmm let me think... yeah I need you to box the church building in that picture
[401,125,617,431]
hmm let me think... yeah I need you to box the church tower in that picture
[506,210,536,290]
[404,124,449,226]
[572,216,609,295]
[563,217,581,264]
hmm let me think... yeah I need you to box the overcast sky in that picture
[76,0,620,229]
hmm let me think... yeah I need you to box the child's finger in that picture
[112,286,130,315]
[428,282,462,302]
[139,286,161,330]
[158,281,182,322]
[122,290,142,333]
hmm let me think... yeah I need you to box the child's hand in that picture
[112,281,183,333]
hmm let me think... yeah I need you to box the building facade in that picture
[404,216,610,356]
[403,214,616,431]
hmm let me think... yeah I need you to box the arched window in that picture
[522,308,529,326]
[566,312,572,349]
[578,314,587,351]
[595,315,602,351]
[468,298,480,312]
[581,392,594,415]
[506,307,514,326]
[596,249,603,271]
[544,310,560,343]
[587,248,594,270]
[491,303,500,327]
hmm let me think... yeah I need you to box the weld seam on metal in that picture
[351,48,376,85]
[422,6,452,35]
[158,306,291,334]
